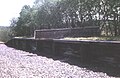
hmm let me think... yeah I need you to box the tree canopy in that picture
[10,0,120,37]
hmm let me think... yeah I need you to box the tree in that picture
[10,0,120,37]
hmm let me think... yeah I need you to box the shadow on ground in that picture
[5,44,120,78]
[31,51,120,78]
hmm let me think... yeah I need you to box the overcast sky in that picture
[0,0,34,26]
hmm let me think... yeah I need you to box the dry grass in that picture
[63,36,120,41]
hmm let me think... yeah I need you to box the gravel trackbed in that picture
[0,44,115,78]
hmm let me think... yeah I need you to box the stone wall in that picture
[6,38,120,67]
[34,26,100,39]
[5,26,120,67]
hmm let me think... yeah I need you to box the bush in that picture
[0,27,11,42]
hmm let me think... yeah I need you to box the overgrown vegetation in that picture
[10,0,120,37]
[0,26,11,42]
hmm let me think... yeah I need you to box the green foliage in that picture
[0,27,11,42]
[10,0,120,37]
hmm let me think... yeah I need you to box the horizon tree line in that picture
[10,0,120,37]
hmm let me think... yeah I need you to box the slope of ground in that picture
[0,44,116,78]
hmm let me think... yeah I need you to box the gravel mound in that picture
[0,44,115,78]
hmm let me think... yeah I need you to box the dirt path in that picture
[0,44,115,78]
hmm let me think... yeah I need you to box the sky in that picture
[0,0,34,26]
